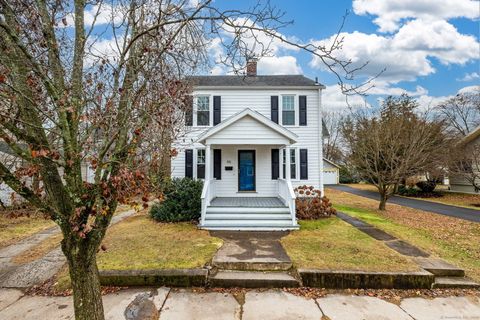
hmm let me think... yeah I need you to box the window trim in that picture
[280,94,298,127]
[196,148,206,179]
[194,95,212,127]
[281,148,299,180]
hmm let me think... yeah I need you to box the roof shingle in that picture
[187,75,323,88]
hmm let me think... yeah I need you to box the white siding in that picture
[171,88,322,196]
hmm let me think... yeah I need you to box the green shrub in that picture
[150,178,203,222]
[397,185,421,197]
[339,165,360,184]
[416,181,436,193]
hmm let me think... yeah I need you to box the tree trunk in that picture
[63,241,105,320]
[379,192,388,210]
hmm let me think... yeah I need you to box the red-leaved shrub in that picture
[294,185,336,219]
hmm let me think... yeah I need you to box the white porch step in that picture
[205,213,291,220]
[200,226,299,231]
[206,206,290,214]
[201,219,296,228]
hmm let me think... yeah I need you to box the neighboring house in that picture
[171,61,326,230]
[450,126,480,194]
[0,141,95,207]
[323,158,339,185]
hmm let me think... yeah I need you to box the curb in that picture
[99,269,208,287]
[298,269,435,289]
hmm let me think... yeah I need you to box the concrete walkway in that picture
[1,288,479,319]
[0,209,137,288]
[328,185,480,223]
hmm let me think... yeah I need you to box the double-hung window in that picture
[282,149,297,179]
[196,96,210,126]
[290,149,296,179]
[197,149,205,179]
[282,95,295,126]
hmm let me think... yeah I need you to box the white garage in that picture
[323,158,340,185]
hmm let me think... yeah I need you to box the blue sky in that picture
[214,0,480,109]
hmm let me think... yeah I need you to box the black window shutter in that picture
[271,96,279,123]
[213,149,222,180]
[271,149,279,179]
[185,95,193,126]
[300,149,308,180]
[299,95,307,126]
[185,149,193,178]
[213,96,221,125]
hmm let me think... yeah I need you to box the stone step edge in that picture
[432,276,480,289]
[209,270,300,288]
[212,260,293,271]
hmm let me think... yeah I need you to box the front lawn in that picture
[0,212,55,249]
[96,215,222,270]
[281,218,418,272]
[327,188,480,281]
[346,183,480,210]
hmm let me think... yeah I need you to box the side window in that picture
[282,149,286,179]
[196,96,210,126]
[282,95,295,125]
[197,149,205,179]
[290,149,296,179]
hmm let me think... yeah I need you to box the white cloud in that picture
[457,72,480,82]
[65,4,124,27]
[368,83,428,96]
[353,0,480,32]
[458,85,480,94]
[309,19,479,94]
[392,19,479,65]
[257,56,302,75]
[322,85,370,112]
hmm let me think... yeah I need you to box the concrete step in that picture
[205,213,292,220]
[200,220,298,230]
[201,226,300,231]
[432,277,480,289]
[209,270,300,288]
[414,258,465,277]
[206,207,290,214]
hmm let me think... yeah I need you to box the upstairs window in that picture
[282,95,295,125]
[196,96,210,126]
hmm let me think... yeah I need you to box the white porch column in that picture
[318,87,324,197]
[205,144,212,180]
[285,146,291,182]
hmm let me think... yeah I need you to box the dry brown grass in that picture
[0,213,55,249]
[326,187,480,281]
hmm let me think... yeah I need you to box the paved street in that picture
[328,185,480,223]
[1,288,479,320]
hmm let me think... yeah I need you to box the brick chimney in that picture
[246,59,257,77]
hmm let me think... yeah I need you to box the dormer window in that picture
[196,96,210,126]
[282,95,295,126]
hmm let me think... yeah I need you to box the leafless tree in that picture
[342,95,447,210]
[448,136,480,192]
[322,111,346,164]
[435,91,480,137]
[0,0,375,318]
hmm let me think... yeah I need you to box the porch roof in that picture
[196,108,298,145]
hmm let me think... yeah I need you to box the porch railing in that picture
[200,179,215,225]
[278,178,297,225]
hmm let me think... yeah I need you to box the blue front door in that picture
[238,150,255,191]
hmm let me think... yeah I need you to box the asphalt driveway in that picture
[328,185,480,223]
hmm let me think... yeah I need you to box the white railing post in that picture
[285,146,291,181]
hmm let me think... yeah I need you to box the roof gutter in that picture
[192,85,326,90]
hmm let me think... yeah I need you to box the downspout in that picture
[317,86,324,197]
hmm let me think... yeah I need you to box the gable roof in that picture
[461,125,480,145]
[196,108,298,144]
[323,158,340,168]
[187,75,325,89]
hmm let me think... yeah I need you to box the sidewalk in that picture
[1,287,479,320]
[0,209,137,288]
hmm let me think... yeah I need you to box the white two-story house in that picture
[171,61,326,230]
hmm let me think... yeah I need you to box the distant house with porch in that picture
[450,125,480,194]
[171,61,326,230]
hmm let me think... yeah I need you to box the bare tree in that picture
[322,111,346,164]
[0,0,374,318]
[342,95,447,210]
[435,92,480,137]
[448,135,480,192]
